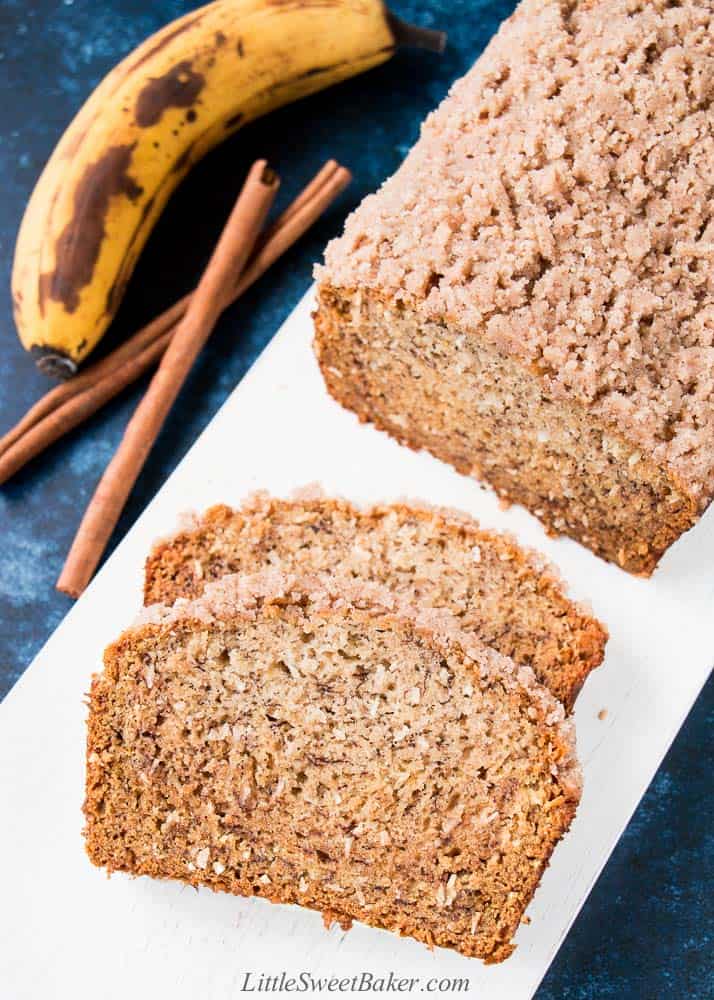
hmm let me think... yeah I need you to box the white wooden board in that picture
[1,287,713,1000]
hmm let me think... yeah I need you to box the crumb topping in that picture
[318,0,714,505]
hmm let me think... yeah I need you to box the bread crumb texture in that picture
[316,0,714,571]
[144,492,607,710]
[85,571,581,963]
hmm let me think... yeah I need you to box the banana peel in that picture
[12,0,444,377]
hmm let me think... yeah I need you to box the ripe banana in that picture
[13,0,443,378]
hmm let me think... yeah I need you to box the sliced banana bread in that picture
[144,493,606,710]
[85,571,581,962]
[314,0,714,575]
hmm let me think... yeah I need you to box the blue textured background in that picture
[0,1,711,996]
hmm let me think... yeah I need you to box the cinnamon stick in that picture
[0,160,343,463]
[257,159,339,248]
[0,336,170,487]
[57,160,279,597]
[0,164,351,487]
[0,300,184,461]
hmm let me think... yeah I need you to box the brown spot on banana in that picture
[35,56,142,265]
[128,13,207,73]
[39,143,143,316]
[134,60,206,128]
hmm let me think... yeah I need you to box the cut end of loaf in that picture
[313,287,699,576]
[86,570,580,963]
[313,0,714,571]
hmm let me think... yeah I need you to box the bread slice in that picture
[85,571,581,963]
[313,0,714,575]
[144,492,606,710]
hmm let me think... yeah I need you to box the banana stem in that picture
[386,11,446,54]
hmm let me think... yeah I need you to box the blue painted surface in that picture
[0,1,710,996]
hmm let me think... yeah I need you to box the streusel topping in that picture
[318,0,714,505]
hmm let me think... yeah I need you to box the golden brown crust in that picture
[143,493,607,710]
[85,573,580,963]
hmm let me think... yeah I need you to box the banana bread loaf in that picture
[314,0,714,575]
[144,492,607,710]
[85,571,581,962]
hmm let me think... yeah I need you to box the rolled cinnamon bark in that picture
[0,162,350,481]
[57,160,279,597]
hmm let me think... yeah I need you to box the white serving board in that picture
[1,287,713,1000]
